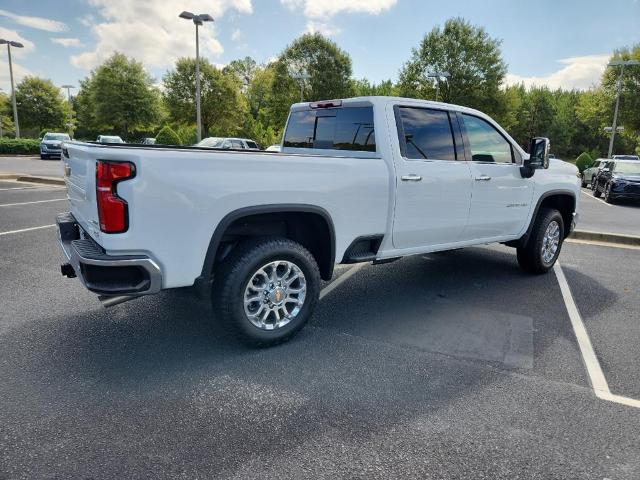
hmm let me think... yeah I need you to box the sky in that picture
[0,0,639,96]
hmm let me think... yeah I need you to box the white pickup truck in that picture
[58,96,580,345]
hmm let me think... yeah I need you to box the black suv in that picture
[593,160,640,203]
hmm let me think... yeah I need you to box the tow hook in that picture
[61,263,76,278]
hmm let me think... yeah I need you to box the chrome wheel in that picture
[243,260,307,330]
[541,220,560,264]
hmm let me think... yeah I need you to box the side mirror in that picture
[521,137,550,178]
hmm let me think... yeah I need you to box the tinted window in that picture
[398,107,456,160]
[246,141,258,149]
[231,140,244,149]
[283,107,375,152]
[462,114,513,163]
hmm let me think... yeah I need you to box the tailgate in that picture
[62,143,101,235]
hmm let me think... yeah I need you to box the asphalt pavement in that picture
[578,187,640,237]
[1,180,640,479]
[0,155,64,178]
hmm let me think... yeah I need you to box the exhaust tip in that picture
[98,295,139,308]
[61,263,76,278]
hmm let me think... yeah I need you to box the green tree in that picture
[575,152,593,173]
[268,33,353,128]
[397,17,507,117]
[224,56,259,90]
[15,76,69,134]
[87,53,162,135]
[155,125,182,145]
[351,79,397,97]
[163,57,246,137]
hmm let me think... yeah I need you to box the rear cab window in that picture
[283,105,376,153]
[396,107,458,160]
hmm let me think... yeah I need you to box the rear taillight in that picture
[96,161,135,233]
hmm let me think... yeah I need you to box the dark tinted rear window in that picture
[398,107,456,160]
[283,107,375,152]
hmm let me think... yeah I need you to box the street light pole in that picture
[61,84,75,102]
[179,11,214,143]
[1,39,24,138]
[426,71,450,102]
[606,60,640,158]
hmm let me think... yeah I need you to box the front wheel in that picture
[581,175,587,188]
[604,183,616,204]
[593,182,602,197]
[517,208,564,274]
[212,237,320,346]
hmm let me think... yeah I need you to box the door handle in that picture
[475,175,492,181]
[401,174,423,182]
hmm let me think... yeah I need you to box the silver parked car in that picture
[196,137,260,150]
[40,132,71,160]
[581,159,607,188]
[96,135,124,144]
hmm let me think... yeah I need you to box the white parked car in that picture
[96,135,124,144]
[40,132,71,159]
[197,137,260,150]
[58,96,580,345]
[265,144,281,152]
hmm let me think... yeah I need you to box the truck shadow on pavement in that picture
[0,246,627,479]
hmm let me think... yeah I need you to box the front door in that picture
[459,113,534,240]
[392,106,473,249]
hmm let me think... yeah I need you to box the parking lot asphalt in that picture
[0,156,64,178]
[2,181,640,479]
[579,187,640,237]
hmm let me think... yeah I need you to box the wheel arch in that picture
[515,190,576,246]
[195,204,336,293]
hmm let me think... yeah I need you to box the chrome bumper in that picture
[57,212,162,295]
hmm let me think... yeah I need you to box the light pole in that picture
[426,71,450,102]
[61,84,75,102]
[291,72,310,102]
[0,39,24,138]
[606,60,640,158]
[0,87,3,138]
[179,11,214,143]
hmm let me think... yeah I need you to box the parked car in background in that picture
[197,137,260,150]
[40,132,71,160]
[593,159,640,203]
[142,138,156,145]
[265,144,281,152]
[612,155,639,161]
[96,135,124,144]
[582,158,606,188]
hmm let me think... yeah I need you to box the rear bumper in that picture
[56,212,162,295]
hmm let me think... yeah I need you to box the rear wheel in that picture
[517,208,564,274]
[212,237,320,346]
[593,181,602,197]
[581,175,587,188]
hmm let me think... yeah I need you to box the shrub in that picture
[0,138,41,154]
[575,152,593,173]
[155,126,182,145]
[175,125,198,145]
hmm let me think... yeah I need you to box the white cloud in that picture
[505,54,610,90]
[78,15,96,27]
[0,8,67,32]
[51,37,84,48]
[231,28,242,41]
[71,0,253,70]
[281,0,397,18]
[0,58,34,92]
[305,21,341,36]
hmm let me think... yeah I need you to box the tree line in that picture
[1,17,638,160]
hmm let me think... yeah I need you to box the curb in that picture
[0,173,65,186]
[570,229,640,247]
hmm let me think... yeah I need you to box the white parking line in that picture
[0,198,66,207]
[0,224,56,236]
[0,186,65,191]
[554,262,640,409]
[320,262,367,299]
[580,189,612,207]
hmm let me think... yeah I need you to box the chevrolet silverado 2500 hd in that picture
[57,96,580,345]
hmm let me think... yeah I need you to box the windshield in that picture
[614,162,640,175]
[44,133,70,141]
[197,137,223,147]
[100,136,123,143]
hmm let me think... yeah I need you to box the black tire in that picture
[593,182,602,197]
[580,175,587,188]
[516,208,564,274]
[604,183,616,204]
[212,237,320,347]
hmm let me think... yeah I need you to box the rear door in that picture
[459,113,534,240]
[392,106,473,249]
